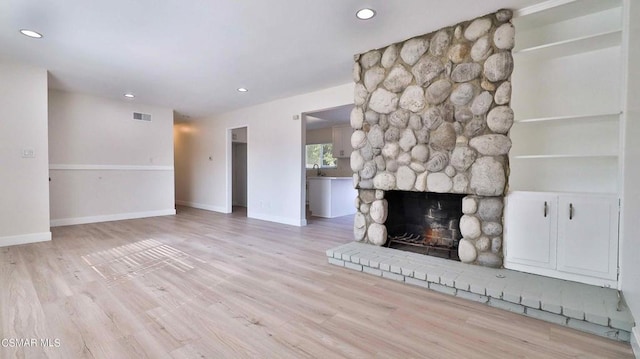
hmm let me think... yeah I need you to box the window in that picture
[306,143,337,168]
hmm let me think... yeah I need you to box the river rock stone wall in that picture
[351,10,514,268]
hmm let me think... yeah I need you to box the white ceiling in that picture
[0,0,542,119]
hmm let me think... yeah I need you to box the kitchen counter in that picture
[307,177,356,218]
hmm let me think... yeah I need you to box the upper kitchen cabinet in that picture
[332,125,353,158]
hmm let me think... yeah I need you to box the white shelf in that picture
[514,30,621,60]
[515,112,621,124]
[510,157,618,194]
[514,0,622,30]
[512,154,618,160]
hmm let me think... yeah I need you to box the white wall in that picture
[621,0,640,340]
[174,83,353,226]
[48,90,176,225]
[0,61,51,246]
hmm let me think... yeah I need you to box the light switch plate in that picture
[22,148,35,158]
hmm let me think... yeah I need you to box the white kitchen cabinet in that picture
[505,191,619,287]
[308,177,357,218]
[332,125,352,158]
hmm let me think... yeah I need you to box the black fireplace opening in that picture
[384,191,465,260]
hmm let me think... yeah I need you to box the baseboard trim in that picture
[175,200,228,213]
[50,209,176,227]
[249,212,305,227]
[632,327,640,359]
[175,201,305,226]
[0,232,52,247]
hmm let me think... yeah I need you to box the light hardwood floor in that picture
[0,206,634,358]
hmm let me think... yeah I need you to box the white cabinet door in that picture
[332,126,352,158]
[557,195,618,280]
[505,192,558,269]
[331,127,343,158]
[341,126,352,158]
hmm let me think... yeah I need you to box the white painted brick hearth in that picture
[327,241,634,342]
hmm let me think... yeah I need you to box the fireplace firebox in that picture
[385,191,465,259]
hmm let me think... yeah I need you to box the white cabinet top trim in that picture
[507,190,618,198]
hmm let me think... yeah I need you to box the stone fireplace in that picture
[350,10,514,268]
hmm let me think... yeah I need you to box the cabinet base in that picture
[504,261,618,288]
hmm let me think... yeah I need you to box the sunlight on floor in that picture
[81,239,205,285]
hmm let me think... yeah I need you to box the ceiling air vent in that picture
[133,112,151,121]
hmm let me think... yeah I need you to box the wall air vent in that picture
[133,112,151,121]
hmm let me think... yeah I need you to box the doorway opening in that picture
[230,127,247,216]
[302,104,354,223]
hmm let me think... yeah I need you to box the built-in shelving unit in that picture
[505,0,625,287]
[509,0,623,194]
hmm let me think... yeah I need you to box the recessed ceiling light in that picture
[237,87,248,93]
[356,8,376,20]
[20,29,43,38]
[124,93,135,98]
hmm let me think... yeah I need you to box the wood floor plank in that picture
[0,206,634,358]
